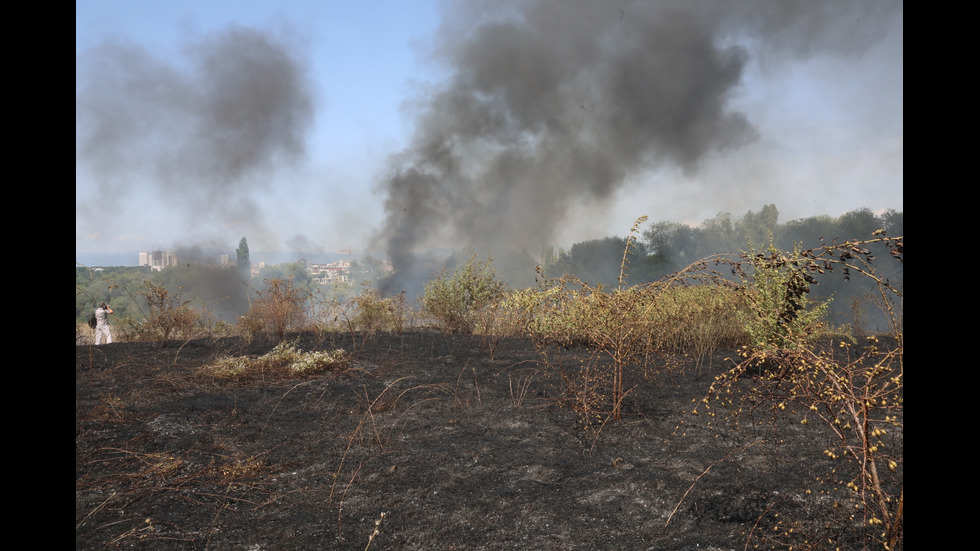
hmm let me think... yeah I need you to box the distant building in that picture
[138,250,178,271]
[308,260,351,285]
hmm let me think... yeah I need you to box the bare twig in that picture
[665,440,763,529]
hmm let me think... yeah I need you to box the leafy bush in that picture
[734,242,831,350]
[650,283,746,379]
[419,254,508,334]
[515,282,591,347]
[353,289,409,334]
[697,233,903,549]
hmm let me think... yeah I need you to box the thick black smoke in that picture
[76,25,315,246]
[374,0,900,293]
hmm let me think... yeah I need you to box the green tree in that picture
[880,208,903,236]
[837,207,881,241]
[545,236,648,287]
[75,266,149,326]
[642,221,701,277]
[257,262,313,289]
[236,237,251,279]
[779,214,837,250]
[698,211,739,256]
[739,203,780,248]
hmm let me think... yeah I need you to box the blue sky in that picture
[76,1,902,262]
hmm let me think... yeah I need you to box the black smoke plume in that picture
[374,0,900,294]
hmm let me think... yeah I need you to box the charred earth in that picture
[76,330,900,550]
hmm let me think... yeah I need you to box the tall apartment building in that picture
[138,250,178,271]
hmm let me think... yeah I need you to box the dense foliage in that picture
[542,205,902,332]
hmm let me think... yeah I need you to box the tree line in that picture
[76,205,902,334]
[541,205,902,331]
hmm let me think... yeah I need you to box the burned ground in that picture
[76,330,900,550]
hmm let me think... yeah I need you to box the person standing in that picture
[94,303,114,345]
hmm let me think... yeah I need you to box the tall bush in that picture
[242,277,308,343]
[698,234,903,548]
[735,242,831,350]
[137,280,200,347]
[419,254,507,334]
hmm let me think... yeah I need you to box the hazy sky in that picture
[76,0,903,260]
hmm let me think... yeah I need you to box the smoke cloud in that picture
[76,24,315,250]
[373,0,900,292]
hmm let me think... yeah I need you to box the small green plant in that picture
[419,253,508,334]
[735,241,831,351]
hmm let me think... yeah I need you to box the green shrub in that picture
[521,275,663,423]
[650,283,746,379]
[697,234,903,548]
[736,242,831,350]
[353,288,408,334]
[419,254,508,334]
[503,284,578,345]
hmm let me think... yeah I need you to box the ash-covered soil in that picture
[76,330,899,550]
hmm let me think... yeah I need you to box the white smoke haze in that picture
[76,23,316,254]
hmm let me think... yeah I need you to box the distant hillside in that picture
[76,252,140,267]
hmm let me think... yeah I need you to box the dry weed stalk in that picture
[242,277,309,343]
[364,511,386,551]
[508,370,537,408]
[329,378,443,533]
[665,440,764,529]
